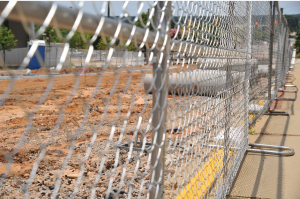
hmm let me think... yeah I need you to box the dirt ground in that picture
[0,63,211,198]
[0,65,159,198]
[0,63,256,198]
[0,66,139,76]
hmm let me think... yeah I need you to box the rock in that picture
[116,167,123,173]
[66,173,79,178]
[99,187,106,192]
[165,154,173,165]
[16,180,23,185]
[102,192,115,198]
[0,173,6,178]
[49,185,55,190]
[125,173,134,179]
[23,173,30,177]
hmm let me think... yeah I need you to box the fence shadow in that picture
[228,115,290,198]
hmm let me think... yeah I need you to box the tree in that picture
[34,25,92,49]
[294,30,300,52]
[284,15,299,32]
[0,25,17,65]
[96,37,111,50]
[135,12,153,31]
[35,25,60,46]
[126,42,136,51]
[118,40,136,51]
[68,31,92,49]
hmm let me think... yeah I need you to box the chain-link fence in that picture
[0,1,294,199]
[0,46,145,69]
[47,47,145,68]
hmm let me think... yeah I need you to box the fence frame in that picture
[150,2,171,199]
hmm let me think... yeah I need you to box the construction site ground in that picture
[228,61,300,199]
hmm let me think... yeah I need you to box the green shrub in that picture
[296,52,300,59]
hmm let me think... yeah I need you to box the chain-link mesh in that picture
[273,6,284,100]
[248,2,293,127]
[164,1,251,198]
[0,1,294,199]
[248,1,272,127]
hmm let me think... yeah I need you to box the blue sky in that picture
[55,1,300,16]
[279,1,300,15]
[56,1,151,17]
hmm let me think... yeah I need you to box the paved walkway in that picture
[228,62,300,199]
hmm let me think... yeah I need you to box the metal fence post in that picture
[280,8,287,88]
[244,1,252,147]
[69,49,71,68]
[55,47,58,68]
[150,1,171,199]
[146,8,150,66]
[224,0,235,182]
[273,2,280,93]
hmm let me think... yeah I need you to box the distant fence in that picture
[0,47,27,66]
[67,48,145,68]
[0,46,145,68]
[44,46,146,68]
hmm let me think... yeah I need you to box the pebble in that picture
[67,173,79,178]
[16,180,23,185]
[125,173,134,179]
[99,187,106,192]
[23,173,30,177]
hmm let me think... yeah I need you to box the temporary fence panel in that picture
[0,47,28,66]
[164,2,251,198]
[68,49,144,68]
[248,1,272,127]
[273,6,284,102]
[248,2,293,127]
[44,46,70,68]
[0,1,294,199]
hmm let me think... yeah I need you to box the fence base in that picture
[275,97,296,101]
[264,110,289,116]
[279,90,297,93]
[247,143,295,156]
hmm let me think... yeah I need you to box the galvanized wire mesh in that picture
[273,6,284,99]
[248,1,272,126]
[248,2,293,127]
[164,1,251,198]
[0,1,294,199]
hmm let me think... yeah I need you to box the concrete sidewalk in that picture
[227,63,300,199]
